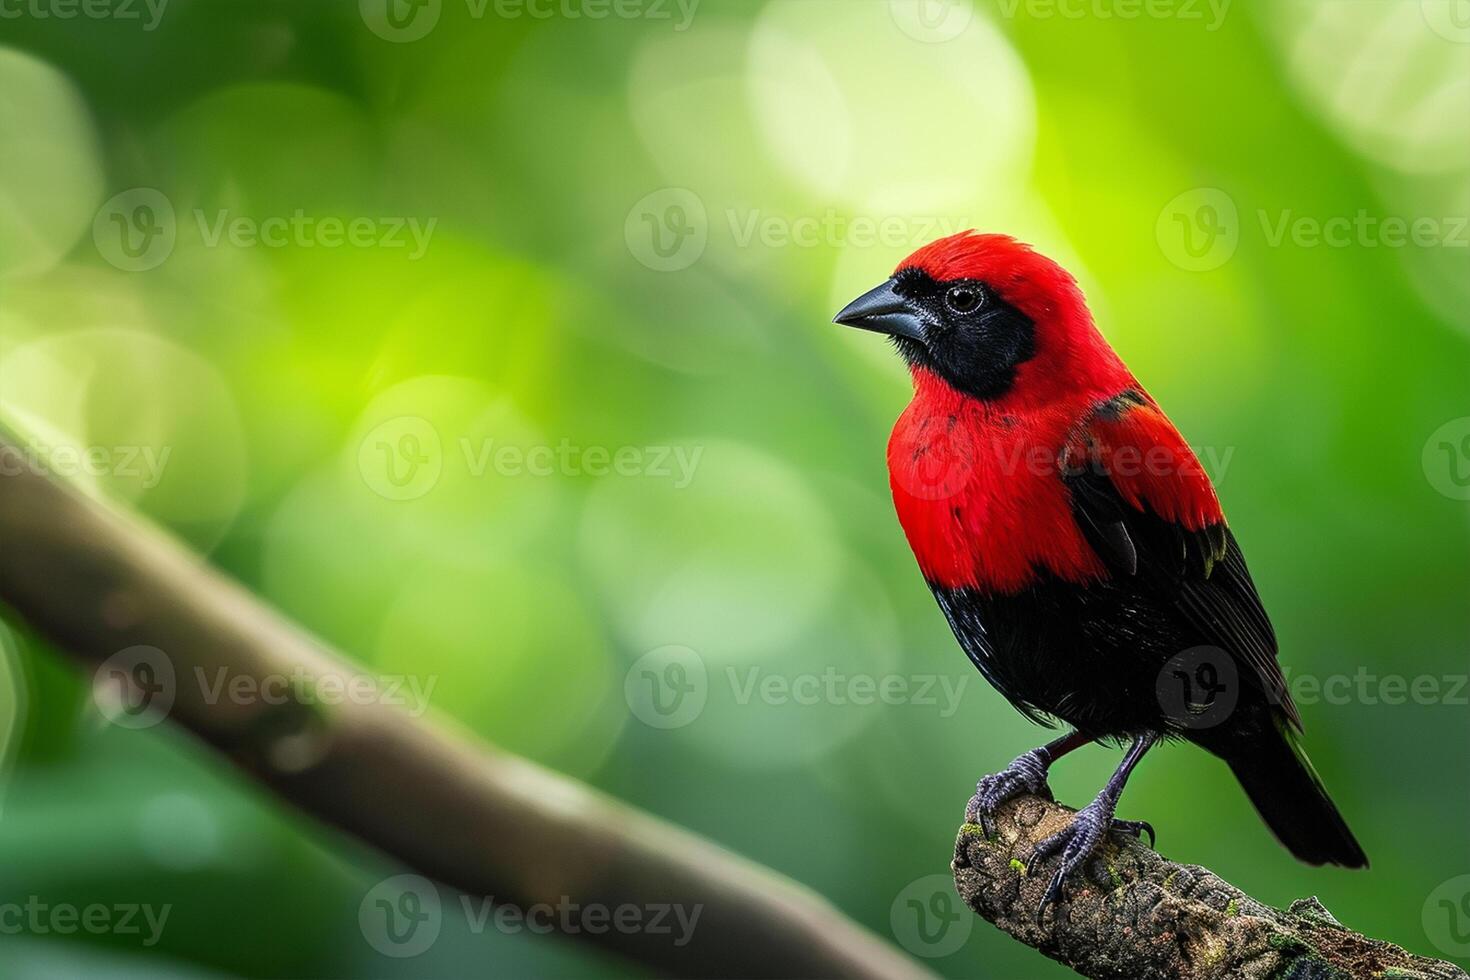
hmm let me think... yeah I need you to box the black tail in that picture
[1226,719,1367,868]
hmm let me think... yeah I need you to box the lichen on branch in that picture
[952,794,1467,980]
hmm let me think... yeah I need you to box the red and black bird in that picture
[836,232,1366,913]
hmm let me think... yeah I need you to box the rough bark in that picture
[953,793,1467,979]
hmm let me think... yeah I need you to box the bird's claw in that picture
[966,749,1052,835]
[1037,867,1069,921]
[1029,799,1140,922]
[1111,818,1155,848]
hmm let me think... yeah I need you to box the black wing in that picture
[1063,391,1300,730]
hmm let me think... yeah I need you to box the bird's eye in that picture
[945,285,982,314]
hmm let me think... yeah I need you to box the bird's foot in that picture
[1030,798,1148,920]
[966,748,1052,837]
[1110,818,1155,847]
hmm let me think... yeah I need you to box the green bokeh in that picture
[0,1,1467,977]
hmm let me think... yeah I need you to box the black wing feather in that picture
[1065,401,1300,731]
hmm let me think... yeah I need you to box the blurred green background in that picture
[0,0,1467,976]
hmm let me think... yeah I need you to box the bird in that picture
[834,231,1366,916]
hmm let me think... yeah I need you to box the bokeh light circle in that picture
[375,560,623,777]
[578,438,841,659]
[0,49,103,278]
[0,328,248,550]
[746,0,1035,213]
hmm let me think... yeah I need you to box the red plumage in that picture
[887,235,1223,593]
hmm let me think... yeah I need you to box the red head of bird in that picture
[835,231,1133,412]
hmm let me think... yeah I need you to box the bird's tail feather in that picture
[1226,718,1367,868]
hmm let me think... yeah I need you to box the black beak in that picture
[834,279,927,343]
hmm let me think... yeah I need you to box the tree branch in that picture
[0,429,930,980]
[952,794,1466,979]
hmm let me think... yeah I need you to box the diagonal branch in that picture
[953,793,1467,980]
[0,429,930,980]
